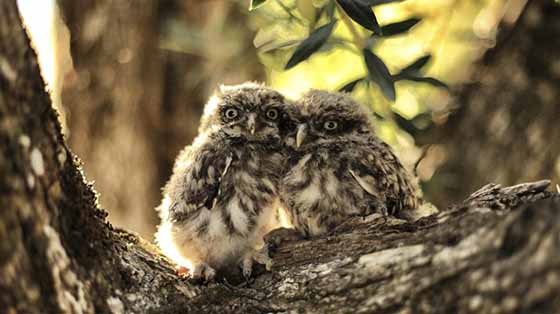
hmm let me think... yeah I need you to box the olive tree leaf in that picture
[393,111,418,135]
[361,0,406,5]
[339,77,366,92]
[392,112,433,135]
[258,39,301,53]
[336,0,382,34]
[249,0,268,10]
[395,74,449,89]
[378,17,421,37]
[363,49,395,100]
[325,1,337,20]
[397,55,432,76]
[285,20,337,70]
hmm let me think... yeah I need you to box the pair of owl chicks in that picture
[156,82,424,282]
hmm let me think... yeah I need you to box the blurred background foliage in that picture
[249,0,472,172]
[17,0,560,239]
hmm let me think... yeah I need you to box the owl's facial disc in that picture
[253,105,283,141]
[293,89,374,150]
[292,110,367,151]
[220,102,284,142]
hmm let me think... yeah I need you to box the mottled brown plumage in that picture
[156,82,292,281]
[280,90,425,236]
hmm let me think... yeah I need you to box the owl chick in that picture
[156,82,291,281]
[280,90,422,237]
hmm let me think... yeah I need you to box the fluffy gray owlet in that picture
[280,90,423,237]
[156,83,291,281]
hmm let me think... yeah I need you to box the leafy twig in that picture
[275,0,306,26]
[335,1,365,49]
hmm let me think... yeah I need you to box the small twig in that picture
[275,0,306,26]
[334,1,365,49]
[329,37,360,53]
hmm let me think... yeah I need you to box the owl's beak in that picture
[296,124,307,148]
[247,113,257,135]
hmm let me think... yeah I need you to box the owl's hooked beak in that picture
[296,124,307,148]
[247,113,257,135]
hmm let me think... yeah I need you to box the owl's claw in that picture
[191,262,216,283]
[241,246,272,280]
[254,246,273,271]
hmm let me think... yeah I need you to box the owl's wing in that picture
[348,142,413,215]
[348,144,388,197]
[167,146,233,223]
[349,168,378,196]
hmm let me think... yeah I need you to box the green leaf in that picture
[361,0,406,5]
[373,112,385,120]
[249,0,267,10]
[396,74,449,89]
[336,0,382,34]
[338,77,365,92]
[325,1,336,20]
[393,112,433,134]
[285,21,337,70]
[398,55,431,76]
[393,111,418,135]
[379,17,421,37]
[363,49,395,100]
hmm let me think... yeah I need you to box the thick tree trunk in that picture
[1,1,560,313]
[426,0,560,206]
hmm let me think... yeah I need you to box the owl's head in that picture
[199,82,292,142]
[289,89,374,150]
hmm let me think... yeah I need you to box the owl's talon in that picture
[241,246,273,279]
[254,246,273,271]
[242,256,253,279]
[191,263,216,283]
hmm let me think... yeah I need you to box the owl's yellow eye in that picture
[224,108,239,120]
[323,120,338,131]
[266,108,279,120]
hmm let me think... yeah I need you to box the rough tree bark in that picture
[1,1,560,313]
[426,0,560,206]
